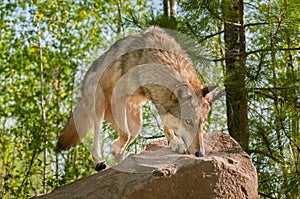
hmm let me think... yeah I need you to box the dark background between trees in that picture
[0,0,299,198]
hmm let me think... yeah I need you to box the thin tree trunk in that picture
[163,0,177,17]
[222,0,249,152]
[117,0,124,36]
[37,20,48,194]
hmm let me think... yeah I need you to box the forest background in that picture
[0,0,299,198]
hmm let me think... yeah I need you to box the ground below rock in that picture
[34,132,258,199]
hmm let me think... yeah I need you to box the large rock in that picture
[35,133,258,199]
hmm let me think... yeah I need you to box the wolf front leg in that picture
[156,105,187,154]
[164,126,187,154]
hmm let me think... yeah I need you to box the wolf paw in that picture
[95,161,107,171]
[169,136,186,154]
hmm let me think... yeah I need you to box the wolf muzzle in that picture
[195,151,204,157]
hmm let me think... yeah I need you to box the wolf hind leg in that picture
[111,130,130,163]
[111,97,144,163]
[111,122,131,163]
[121,102,143,158]
[111,95,131,163]
[91,86,108,171]
[91,107,107,171]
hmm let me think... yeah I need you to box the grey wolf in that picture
[57,26,217,171]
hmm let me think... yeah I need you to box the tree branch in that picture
[244,22,268,27]
[185,22,198,38]
[199,30,224,42]
[246,47,300,56]
[138,134,165,140]
[210,46,300,62]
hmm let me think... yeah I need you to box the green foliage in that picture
[0,0,151,197]
[1,0,299,198]
[179,0,300,198]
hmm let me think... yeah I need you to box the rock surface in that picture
[35,132,258,199]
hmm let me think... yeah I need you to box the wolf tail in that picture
[56,100,93,151]
[56,115,80,151]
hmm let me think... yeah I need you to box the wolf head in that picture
[159,83,217,157]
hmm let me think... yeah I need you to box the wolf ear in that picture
[174,83,193,100]
[202,84,218,100]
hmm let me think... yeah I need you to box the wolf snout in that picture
[195,151,204,157]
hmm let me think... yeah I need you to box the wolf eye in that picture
[185,119,193,126]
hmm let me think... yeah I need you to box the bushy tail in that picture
[56,99,94,151]
[56,115,80,151]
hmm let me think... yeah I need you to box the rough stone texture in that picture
[34,133,258,199]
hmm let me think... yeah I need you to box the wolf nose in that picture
[195,151,204,157]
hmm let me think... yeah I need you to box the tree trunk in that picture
[163,0,177,17]
[222,0,249,152]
